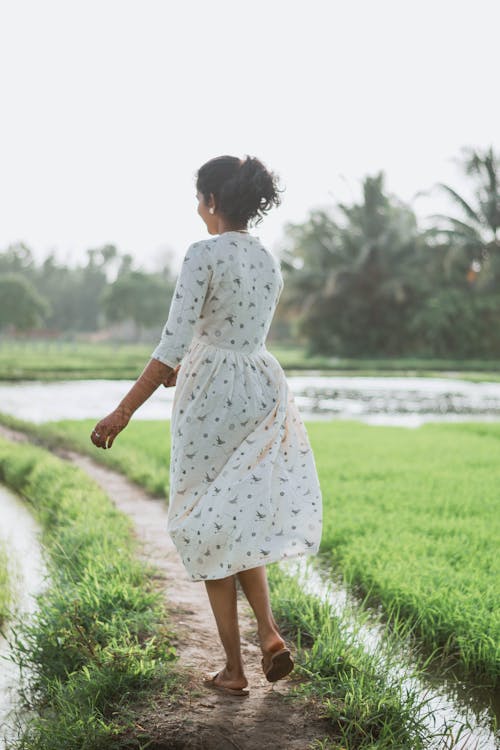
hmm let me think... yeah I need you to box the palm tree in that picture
[333,173,423,304]
[280,172,425,355]
[420,146,500,287]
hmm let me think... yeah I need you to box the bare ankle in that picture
[258,619,280,637]
[225,662,245,676]
[257,624,285,651]
[257,623,274,638]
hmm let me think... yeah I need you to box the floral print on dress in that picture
[151,231,323,581]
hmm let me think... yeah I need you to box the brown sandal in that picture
[202,671,250,696]
[261,647,294,682]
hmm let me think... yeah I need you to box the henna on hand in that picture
[90,358,181,450]
[90,405,130,450]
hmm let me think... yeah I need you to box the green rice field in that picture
[1,412,498,688]
[1,340,500,381]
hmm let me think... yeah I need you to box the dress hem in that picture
[185,544,321,582]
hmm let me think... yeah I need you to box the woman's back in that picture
[151,231,283,368]
[196,231,283,353]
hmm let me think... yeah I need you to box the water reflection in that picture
[1,374,500,426]
[291,374,500,426]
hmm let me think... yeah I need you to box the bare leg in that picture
[204,574,248,689]
[236,565,286,654]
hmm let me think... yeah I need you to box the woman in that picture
[90,155,323,697]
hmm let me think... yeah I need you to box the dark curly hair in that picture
[195,155,285,227]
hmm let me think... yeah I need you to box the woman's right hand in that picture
[90,362,180,449]
[90,407,130,450]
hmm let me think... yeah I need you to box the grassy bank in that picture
[0,540,11,626]
[265,564,434,748]
[0,437,182,750]
[2,412,497,688]
[1,340,500,381]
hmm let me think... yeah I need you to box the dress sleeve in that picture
[150,242,212,368]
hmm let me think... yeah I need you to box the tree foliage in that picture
[0,272,51,331]
[101,271,171,336]
[278,146,500,357]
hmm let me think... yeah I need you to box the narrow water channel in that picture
[281,556,499,749]
[0,485,47,749]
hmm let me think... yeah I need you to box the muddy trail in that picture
[0,425,334,750]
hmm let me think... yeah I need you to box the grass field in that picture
[1,340,500,381]
[1,411,498,689]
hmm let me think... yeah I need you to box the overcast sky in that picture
[0,0,498,272]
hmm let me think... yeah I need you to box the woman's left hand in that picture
[163,363,181,387]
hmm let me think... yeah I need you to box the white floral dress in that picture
[151,230,323,581]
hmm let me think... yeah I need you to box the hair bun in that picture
[196,154,285,227]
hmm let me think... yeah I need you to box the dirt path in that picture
[0,425,334,750]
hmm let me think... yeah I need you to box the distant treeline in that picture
[1,145,499,357]
[0,244,176,340]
